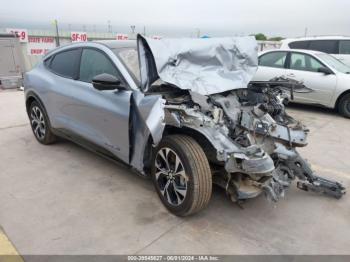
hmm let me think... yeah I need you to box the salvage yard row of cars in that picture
[24,35,346,216]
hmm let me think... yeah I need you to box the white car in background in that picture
[280,36,350,66]
[253,49,350,117]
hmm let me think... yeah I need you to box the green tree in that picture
[253,33,267,41]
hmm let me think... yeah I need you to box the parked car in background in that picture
[253,49,350,117]
[280,36,350,66]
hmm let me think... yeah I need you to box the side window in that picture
[79,49,120,83]
[116,48,140,82]
[50,49,81,79]
[289,41,309,49]
[339,41,350,55]
[290,53,324,72]
[259,52,287,68]
[308,40,337,54]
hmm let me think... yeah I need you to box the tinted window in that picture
[50,49,81,78]
[290,53,324,72]
[259,52,287,68]
[289,41,309,49]
[339,41,350,54]
[79,49,119,83]
[308,40,337,53]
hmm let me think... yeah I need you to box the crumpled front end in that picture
[135,35,345,203]
[159,78,345,202]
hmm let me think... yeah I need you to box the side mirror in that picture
[318,67,333,75]
[92,73,126,91]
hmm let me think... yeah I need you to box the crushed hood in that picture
[137,34,258,95]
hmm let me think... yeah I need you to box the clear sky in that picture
[0,0,349,38]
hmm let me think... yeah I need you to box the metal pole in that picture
[107,20,111,33]
[54,19,60,47]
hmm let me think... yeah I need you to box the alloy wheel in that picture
[30,106,46,140]
[154,147,188,206]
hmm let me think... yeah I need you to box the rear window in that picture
[50,49,81,79]
[308,40,338,54]
[289,41,309,49]
[339,41,350,55]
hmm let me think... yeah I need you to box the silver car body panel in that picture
[137,35,259,95]
[25,41,165,170]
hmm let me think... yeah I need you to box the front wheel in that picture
[338,93,350,118]
[151,135,212,216]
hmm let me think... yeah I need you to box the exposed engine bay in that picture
[147,77,345,202]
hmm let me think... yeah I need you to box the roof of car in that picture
[281,36,350,43]
[95,40,137,49]
[259,49,326,56]
[43,40,137,59]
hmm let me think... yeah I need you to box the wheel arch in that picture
[335,89,350,111]
[162,125,218,162]
[25,91,53,129]
[25,91,47,115]
[142,125,219,174]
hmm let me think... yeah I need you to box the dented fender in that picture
[129,91,165,173]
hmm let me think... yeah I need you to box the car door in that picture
[48,47,132,163]
[253,51,288,81]
[285,52,337,106]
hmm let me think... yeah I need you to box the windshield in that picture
[113,48,141,83]
[317,53,350,74]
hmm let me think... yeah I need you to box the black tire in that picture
[338,93,350,118]
[28,101,57,144]
[151,135,212,216]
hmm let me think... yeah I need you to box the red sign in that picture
[6,28,28,42]
[71,32,88,42]
[28,37,54,44]
[27,36,56,56]
[116,34,128,40]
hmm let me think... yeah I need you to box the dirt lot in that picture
[0,89,349,255]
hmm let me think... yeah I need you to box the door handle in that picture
[287,73,295,77]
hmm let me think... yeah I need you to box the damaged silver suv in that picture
[24,35,345,216]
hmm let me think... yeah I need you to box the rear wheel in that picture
[151,135,212,216]
[338,93,350,118]
[29,101,57,144]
